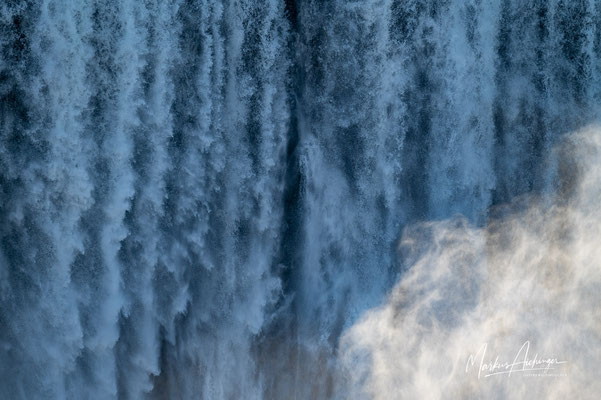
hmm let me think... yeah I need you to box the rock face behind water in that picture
[0,1,599,399]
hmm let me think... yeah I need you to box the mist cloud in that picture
[337,127,601,400]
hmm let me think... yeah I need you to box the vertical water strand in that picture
[32,1,95,398]
[552,0,591,112]
[232,0,291,395]
[591,0,601,105]
[489,0,597,205]
[0,6,42,399]
[393,0,436,221]
[498,0,560,203]
[297,1,363,374]
[115,1,182,398]
[232,0,290,340]
[425,0,498,221]
[190,0,238,396]
[369,0,406,248]
[343,0,407,296]
[72,1,146,398]
[152,0,219,397]
[289,1,407,397]
[152,0,289,398]
[493,0,533,203]
[0,1,93,398]
[201,0,289,397]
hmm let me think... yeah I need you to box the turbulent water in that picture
[0,1,600,399]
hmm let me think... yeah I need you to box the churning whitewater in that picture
[0,1,600,399]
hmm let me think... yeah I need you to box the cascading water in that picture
[0,1,599,399]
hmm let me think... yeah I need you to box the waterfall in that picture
[0,1,599,399]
